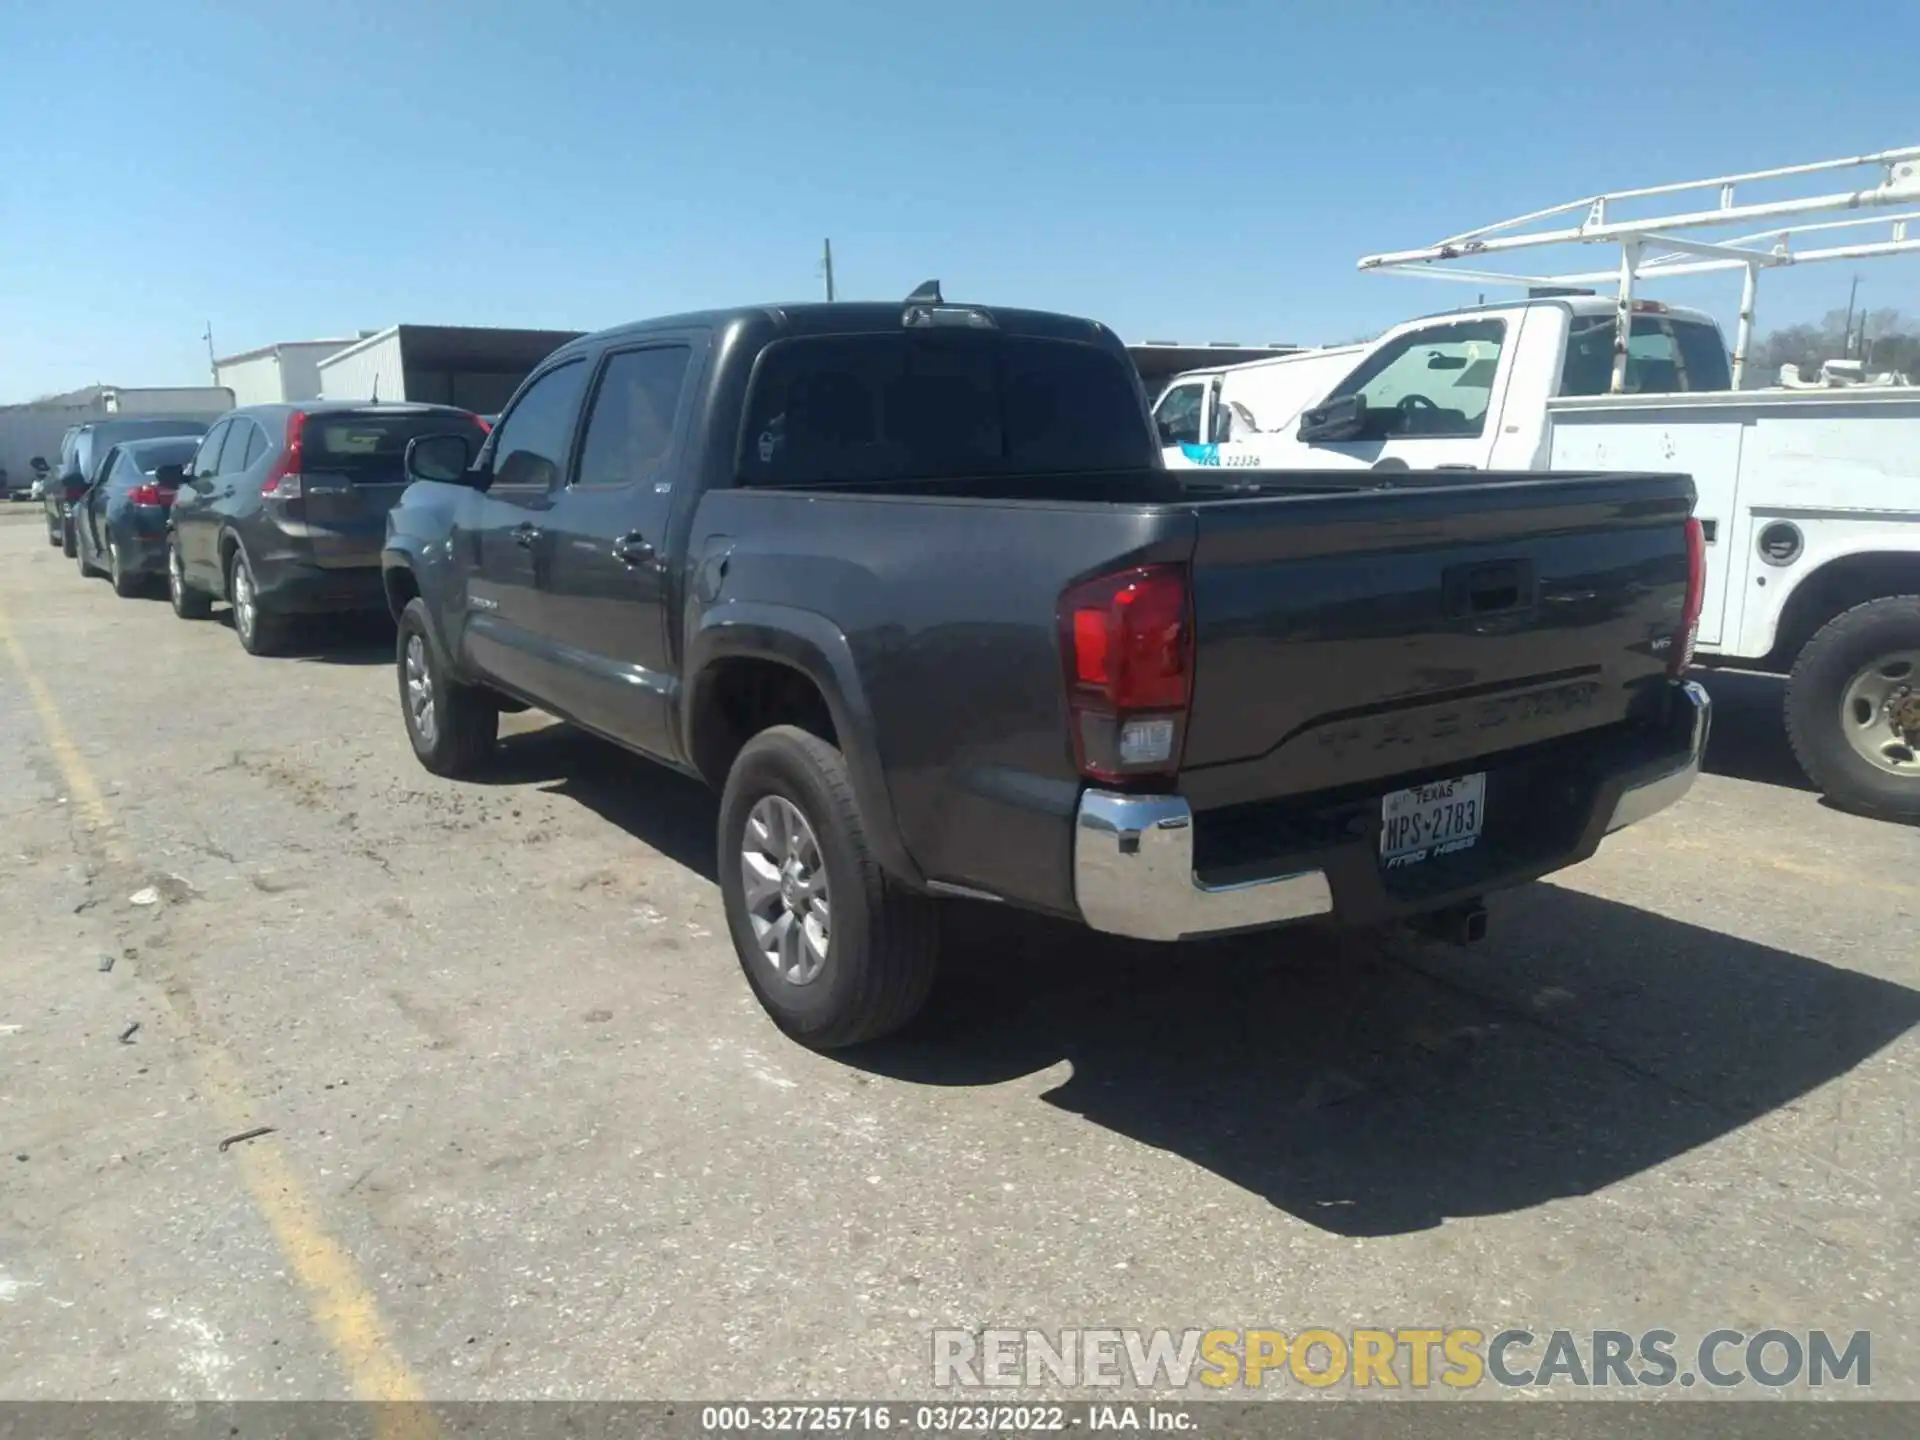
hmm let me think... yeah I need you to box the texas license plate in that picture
[1380,773,1486,869]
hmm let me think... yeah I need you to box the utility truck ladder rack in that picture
[1357,146,1920,388]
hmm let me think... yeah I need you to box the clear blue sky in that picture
[6,0,1918,402]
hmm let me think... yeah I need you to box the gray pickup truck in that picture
[382,286,1710,1049]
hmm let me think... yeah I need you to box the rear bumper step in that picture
[1074,681,1710,942]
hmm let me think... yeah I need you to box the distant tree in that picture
[1743,307,1920,386]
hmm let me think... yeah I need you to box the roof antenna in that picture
[905,279,943,305]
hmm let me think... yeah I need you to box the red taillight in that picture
[128,482,173,506]
[473,413,493,434]
[1671,516,1706,676]
[1059,564,1193,781]
[262,410,306,499]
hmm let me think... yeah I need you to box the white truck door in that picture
[1295,314,1516,472]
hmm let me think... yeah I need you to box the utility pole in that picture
[821,238,836,302]
[1842,275,1861,357]
[203,322,218,382]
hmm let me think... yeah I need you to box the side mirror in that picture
[153,463,186,486]
[29,457,48,475]
[1298,393,1367,444]
[405,432,482,486]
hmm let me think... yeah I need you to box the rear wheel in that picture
[396,599,497,776]
[167,534,212,618]
[60,516,76,558]
[227,546,288,655]
[109,538,143,597]
[718,726,939,1049]
[1786,595,1920,822]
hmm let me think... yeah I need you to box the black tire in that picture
[167,533,212,619]
[60,517,76,558]
[718,725,939,1049]
[1786,595,1920,822]
[45,519,60,547]
[108,538,144,597]
[396,598,498,777]
[227,544,290,656]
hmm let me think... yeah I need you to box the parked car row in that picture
[40,290,1713,1052]
[50,403,491,655]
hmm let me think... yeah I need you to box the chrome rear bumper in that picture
[1072,681,1711,943]
[1073,791,1332,942]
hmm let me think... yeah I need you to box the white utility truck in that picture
[1157,146,1920,820]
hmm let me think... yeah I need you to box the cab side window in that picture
[1325,319,1507,438]
[489,360,590,498]
[1154,383,1205,447]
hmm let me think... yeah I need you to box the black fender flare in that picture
[684,601,923,888]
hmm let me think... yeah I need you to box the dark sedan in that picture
[45,417,214,555]
[167,402,490,654]
[73,436,203,596]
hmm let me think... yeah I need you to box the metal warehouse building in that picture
[215,340,360,407]
[317,325,583,413]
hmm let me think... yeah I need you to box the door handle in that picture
[613,533,655,566]
[513,522,542,548]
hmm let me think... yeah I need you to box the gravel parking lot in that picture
[1,504,1916,1404]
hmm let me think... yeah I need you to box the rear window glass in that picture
[739,332,1152,486]
[303,412,488,481]
[1561,314,1732,396]
[126,439,201,472]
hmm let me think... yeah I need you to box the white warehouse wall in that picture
[317,330,406,403]
[276,341,353,401]
[215,355,285,407]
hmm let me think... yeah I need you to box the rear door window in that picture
[217,421,256,476]
[573,346,692,489]
[303,411,489,485]
[192,422,231,480]
[739,332,1152,486]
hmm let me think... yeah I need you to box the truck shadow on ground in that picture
[481,721,1920,1238]
[1693,667,1813,793]
[847,890,1920,1235]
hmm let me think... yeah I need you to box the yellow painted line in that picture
[0,606,437,1433]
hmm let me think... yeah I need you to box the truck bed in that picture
[691,466,1696,916]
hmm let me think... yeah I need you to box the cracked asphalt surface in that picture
[0,506,1915,1405]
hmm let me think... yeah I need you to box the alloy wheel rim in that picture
[109,540,120,586]
[404,635,437,747]
[169,544,183,602]
[740,795,830,986]
[232,563,254,641]
[1841,650,1920,777]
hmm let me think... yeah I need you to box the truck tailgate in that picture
[1179,472,1694,810]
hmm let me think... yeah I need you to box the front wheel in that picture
[396,598,497,777]
[75,530,99,578]
[167,534,212,618]
[1786,595,1920,822]
[718,726,939,1049]
[60,516,76,558]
